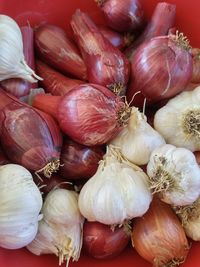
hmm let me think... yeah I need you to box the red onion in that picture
[132,197,189,266]
[0,146,10,165]
[99,26,134,51]
[127,34,193,107]
[0,88,62,177]
[191,48,200,83]
[96,0,144,33]
[71,10,130,96]
[36,60,84,96]
[59,138,105,180]
[34,24,87,80]
[125,2,176,61]
[0,26,37,97]
[32,84,130,146]
[83,221,130,259]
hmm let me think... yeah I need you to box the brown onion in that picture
[96,0,144,33]
[132,197,189,267]
[127,34,193,107]
[0,88,62,177]
[83,221,130,259]
[59,138,105,180]
[34,24,87,80]
[36,60,84,96]
[191,48,200,83]
[71,10,130,96]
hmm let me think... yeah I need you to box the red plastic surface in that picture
[0,0,200,266]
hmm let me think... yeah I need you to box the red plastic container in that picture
[0,0,199,266]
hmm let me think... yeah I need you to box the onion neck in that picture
[169,31,191,51]
[94,0,106,7]
[32,94,62,119]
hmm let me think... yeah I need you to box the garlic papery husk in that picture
[154,86,200,151]
[0,164,43,249]
[27,189,84,266]
[78,147,152,225]
[0,15,42,83]
[173,197,200,241]
[147,144,200,206]
[110,107,165,165]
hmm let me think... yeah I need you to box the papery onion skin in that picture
[83,221,130,259]
[132,197,189,267]
[59,138,105,180]
[0,88,62,173]
[71,10,130,96]
[98,0,144,33]
[35,24,87,80]
[125,2,176,61]
[0,26,37,97]
[127,35,193,107]
[57,84,125,146]
[191,48,200,83]
[36,60,84,96]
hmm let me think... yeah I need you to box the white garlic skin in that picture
[154,86,200,151]
[78,154,152,225]
[147,144,200,206]
[27,189,84,263]
[0,15,41,82]
[110,108,165,165]
[0,164,42,249]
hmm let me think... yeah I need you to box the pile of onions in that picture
[83,221,130,259]
[59,138,105,180]
[0,88,62,177]
[127,33,193,107]
[71,10,130,96]
[96,0,144,33]
[36,60,84,96]
[32,84,129,146]
[34,24,87,80]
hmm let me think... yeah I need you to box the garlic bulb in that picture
[174,197,200,241]
[78,147,152,225]
[110,107,165,165]
[0,15,41,82]
[147,144,200,206]
[27,189,84,266]
[154,86,200,151]
[0,164,42,249]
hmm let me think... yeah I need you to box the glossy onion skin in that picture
[100,0,144,33]
[83,221,130,259]
[59,138,105,180]
[71,10,130,95]
[57,84,124,146]
[34,24,87,80]
[0,89,62,172]
[127,36,193,107]
[36,60,84,96]
[132,198,189,267]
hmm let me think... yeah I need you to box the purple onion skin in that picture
[126,35,193,107]
[101,0,144,33]
[59,138,105,180]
